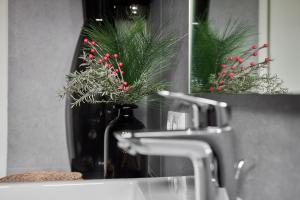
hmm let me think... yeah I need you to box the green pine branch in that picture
[60,18,178,107]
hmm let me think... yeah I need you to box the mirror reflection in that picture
[191,0,300,94]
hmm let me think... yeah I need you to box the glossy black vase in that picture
[104,105,148,178]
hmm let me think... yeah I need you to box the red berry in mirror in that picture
[118,62,123,67]
[228,73,235,78]
[218,80,225,86]
[264,57,271,64]
[251,44,257,49]
[113,54,119,59]
[90,49,96,53]
[250,62,256,67]
[91,41,96,46]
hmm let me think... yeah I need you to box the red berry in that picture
[97,59,103,64]
[105,53,110,58]
[90,49,96,53]
[238,59,244,64]
[218,80,225,86]
[91,41,96,46]
[263,43,269,48]
[111,71,116,75]
[235,56,240,61]
[121,71,125,75]
[118,62,123,67]
[230,66,236,70]
[115,69,119,73]
[103,56,109,61]
[252,52,257,57]
[83,38,89,44]
[264,57,271,64]
[217,87,222,92]
[220,64,227,69]
[228,73,235,78]
[209,87,215,92]
[113,54,119,59]
[221,71,227,76]
[228,57,233,61]
[119,85,124,90]
[107,63,112,68]
[88,54,94,59]
[250,62,256,67]
[123,82,128,86]
[251,44,257,49]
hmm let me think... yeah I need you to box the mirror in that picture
[190,0,300,94]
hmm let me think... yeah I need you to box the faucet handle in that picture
[158,91,231,128]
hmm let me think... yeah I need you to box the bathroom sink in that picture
[0,176,195,200]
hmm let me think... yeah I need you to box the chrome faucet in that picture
[114,91,242,200]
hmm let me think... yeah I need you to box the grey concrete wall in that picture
[147,0,190,176]
[161,0,189,94]
[202,94,300,200]
[8,0,83,174]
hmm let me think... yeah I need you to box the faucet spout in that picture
[115,133,217,200]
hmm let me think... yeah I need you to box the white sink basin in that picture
[0,176,195,200]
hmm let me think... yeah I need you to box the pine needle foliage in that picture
[192,19,254,92]
[61,18,178,107]
[208,44,288,94]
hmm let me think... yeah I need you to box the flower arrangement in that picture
[61,18,178,107]
[208,44,288,94]
[192,19,287,94]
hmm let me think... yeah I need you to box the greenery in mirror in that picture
[192,20,287,94]
[60,18,178,107]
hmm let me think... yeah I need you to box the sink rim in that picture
[0,176,192,188]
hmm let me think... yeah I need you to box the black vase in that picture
[104,105,148,178]
[67,103,118,179]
